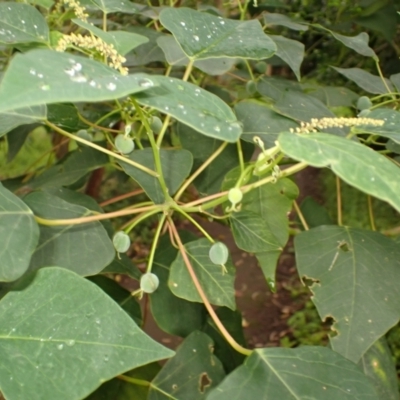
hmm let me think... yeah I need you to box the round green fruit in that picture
[357,96,372,111]
[246,80,257,95]
[150,116,163,134]
[115,134,135,154]
[228,188,243,205]
[209,242,229,265]
[140,273,160,293]
[112,231,131,253]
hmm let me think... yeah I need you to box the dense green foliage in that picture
[0,0,400,399]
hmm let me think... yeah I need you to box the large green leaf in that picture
[0,267,174,400]
[46,103,86,132]
[308,86,358,108]
[0,50,156,113]
[353,108,400,143]
[269,35,304,81]
[148,331,225,400]
[177,123,254,195]
[159,8,276,60]
[278,131,400,213]
[235,100,297,148]
[101,253,141,280]
[332,67,394,94]
[119,148,193,204]
[0,3,49,44]
[256,76,303,102]
[6,123,41,163]
[295,226,400,362]
[28,145,109,189]
[134,76,242,142]
[0,183,39,282]
[207,346,379,399]
[150,234,206,337]
[169,238,236,310]
[72,19,148,56]
[157,36,236,76]
[358,338,399,400]
[0,106,46,138]
[24,191,115,275]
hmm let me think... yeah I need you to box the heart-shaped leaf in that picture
[0,267,174,400]
[0,183,40,282]
[159,7,276,60]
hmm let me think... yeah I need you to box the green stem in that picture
[125,209,160,234]
[155,115,171,147]
[336,175,343,226]
[146,213,167,273]
[237,140,245,174]
[182,59,194,82]
[117,375,150,386]
[46,121,159,177]
[174,207,214,242]
[102,12,107,31]
[244,60,255,81]
[168,218,252,357]
[367,195,376,231]
[174,141,228,201]
[293,200,309,231]
[375,60,396,100]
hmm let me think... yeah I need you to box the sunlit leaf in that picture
[80,0,138,14]
[295,226,400,362]
[0,183,40,282]
[159,7,276,60]
[0,50,156,113]
[207,346,378,399]
[135,76,242,142]
[0,106,46,138]
[279,131,400,213]
[0,267,174,400]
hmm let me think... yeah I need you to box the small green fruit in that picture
[255,61,267,74]
[150,116,163,134]
[209,242,229,265]
[228,188,243,205]
[115,134,135,154]
[357,96,372,111]
[246,80,257,95]
[112,231,131,253]
[76,129,93,147]
[140,273,159,293]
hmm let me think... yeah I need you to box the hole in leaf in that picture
[323,316,337,337]
[302,276,320,288]
[199,372,211,393]
[338,240,350,252]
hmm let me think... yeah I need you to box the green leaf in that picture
[88,275,141,325]
[24,191,115,275]
[295,226,400,362]
[0,3,49,44]
[390,73,400,92]
[169,238,236,310]
[177,123,254,195]
[353,108,400,144]
[358,338,399,400]
[308,86,358,108]
[6,124,41,163]
[157,36,236,75]
[269,35,304,81]
[0,50,156,113]
[0,267,174,400]
[72,19,148,55]
[119,148,193,204]
[0,183,40,282]
[278,131,400,213]
[27,0,54,9]
[332,67,394,95]
[202,308,246,373]
[235,101,297,148]
[207,346,379,399]
[80,0,138,14]
[101,253,141,280]
[264,13,308,31]
[150,234,206,337]
[28,145,109,189]
[148,331,225,400]
[0,106,46,138]
[256,76,302,102]
[159,8,276,60]
[326,29,377,59]
[300,197,333,228]
[134,76,242,142]
[47,103,86,132]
